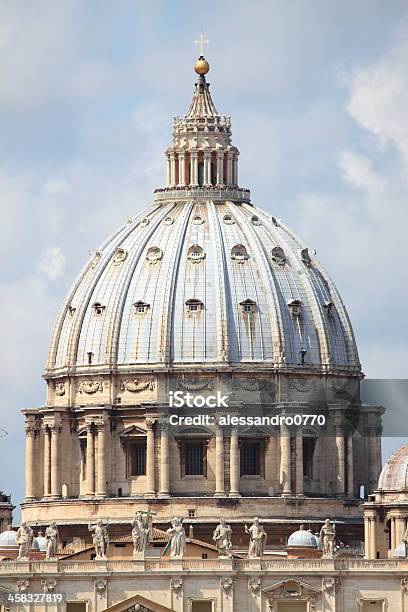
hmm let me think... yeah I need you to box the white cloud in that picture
[37,246,66,280]
[345,29,408,161]
[337,150,385,195]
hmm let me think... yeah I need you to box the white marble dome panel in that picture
[46,200,359,373]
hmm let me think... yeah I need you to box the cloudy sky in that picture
[0,0,407,518]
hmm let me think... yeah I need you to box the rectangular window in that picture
[240,442,261,476]
[66,603,87,612]
[184,442,204,475]
[129,442,146,476]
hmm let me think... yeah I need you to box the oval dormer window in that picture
[223,214,234,225]
[271,246,286,266]
[164,217,174,225]
[133,301,150,315]
[231,244,249,263]
[288,299,303,317]
[140,217,150,227]
[185,298,204,313]
[193,215,204,225]
[251,215,261,226]
[146,246,163,264]
[92,302,106,316]
[240,299,256,314]
[187,245,205,263]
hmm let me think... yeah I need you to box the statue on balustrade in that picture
[213,518,233,558]
[132,511,150,555]
[166,517,186,559]
[245,517,267,558]
[319,518,336,559]
[16,522,34,560]
[45,522,59,559]
[88,519,109,559]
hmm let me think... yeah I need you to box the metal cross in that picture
[194,33,209,56]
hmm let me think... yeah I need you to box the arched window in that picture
[198,162,204,186]
[240,299,257,314]
[231,244,249,263]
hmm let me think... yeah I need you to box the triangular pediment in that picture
[119,425,147,437]
[262,579,321,595]
[104,593,174,612]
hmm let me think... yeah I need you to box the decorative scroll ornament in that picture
[78,380,103,394]
[112,247,128,265]
[248,577,261,596]
[288,378,320,393]
[146,246,163,264]
[170,578,183,597]
[177,378,213,391]
[41,579,57,593]
[120,378,156,393]
[55,382,66,397]
[90,250,102,269]
[17,580,30,593]
[323,577,341,595]
[221,576,234,597]
[95,579,107,595]
[233,377,268,392]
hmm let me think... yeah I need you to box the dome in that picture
[46,204,359,373]
[378,445,408,491]
[0,527,16,547]
[287,526,318,547]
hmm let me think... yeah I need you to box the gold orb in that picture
[194,57,210,76]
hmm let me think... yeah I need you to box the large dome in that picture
[46,201,359,373]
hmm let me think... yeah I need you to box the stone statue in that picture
[403,525,408,558]
[166,517,186,559]
[319,518,336,558]
[213,518,233,558]
[16,522,34,560]
[132,511,150,555]
[88,519,109,559]
[45,522,59,559]
[245,517,267,558]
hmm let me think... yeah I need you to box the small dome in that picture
[287,525,317,547]
[378,445,408,491]
[35,532,47,552]
[393,543,407,558]
[0,527,17,547]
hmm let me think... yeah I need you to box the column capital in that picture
[49,424,62,435]
[95,420,106,432]
[25,425,38,437]
[146,418,156,430]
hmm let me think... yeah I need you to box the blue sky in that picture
[0,0,408,519]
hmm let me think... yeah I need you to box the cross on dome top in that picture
[194,33,209,56]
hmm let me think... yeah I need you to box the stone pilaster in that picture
[42,424,51,498]
[50,424,62,499]
[295,430,304,496]
[86,423,96,496]
[190,151,198,186]
[96,421,107,498]
[159,421,170,498]
[280,425,291,497]
[178,153,186,186]
[226,151,233,186]
[216,152,224,185]
[229,427,240,497]
[169,153,176,187]
[214,426,226,497]
[145,419,156,498]
[203,151,212,186]
[24,423,37,500]
[335,425,345,496]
